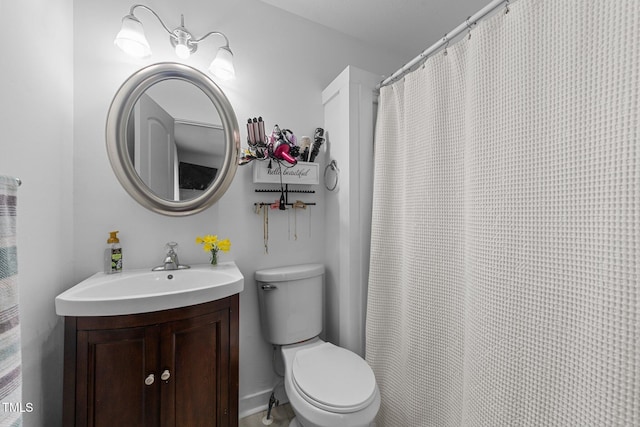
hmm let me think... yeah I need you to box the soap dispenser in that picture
[104,231,123,274]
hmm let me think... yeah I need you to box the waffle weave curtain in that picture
[366,1,639,425]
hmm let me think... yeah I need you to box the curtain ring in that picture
[442,34,449,56]
[504,0,510,14]
[324,160,339,191]
[465,17,473,39]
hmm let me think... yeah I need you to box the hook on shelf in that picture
[253,201,316,209]
[254,184,316,207]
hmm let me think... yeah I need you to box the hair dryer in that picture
[272,139,297,165]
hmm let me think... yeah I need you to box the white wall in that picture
[0,0,404,424]
[73,0,405,421]
[0,0,74,425]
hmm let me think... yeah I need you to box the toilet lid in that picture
[292,342,377,414]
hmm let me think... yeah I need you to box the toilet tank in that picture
[255,264,325,345]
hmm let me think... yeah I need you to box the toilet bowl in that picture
[281,338,380,427]
[255,264,380,427]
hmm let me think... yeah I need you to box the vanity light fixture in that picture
[114,4,235,80]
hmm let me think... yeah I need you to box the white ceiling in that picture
[259,0,492,63]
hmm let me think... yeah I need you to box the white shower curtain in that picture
[366,1,639,426]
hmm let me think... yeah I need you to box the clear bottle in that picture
[104,231,123,274]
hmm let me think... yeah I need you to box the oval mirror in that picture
[106,62,240,216]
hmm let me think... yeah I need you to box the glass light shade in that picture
[175,42,191,59]
[114,15,151,58]
[208,47,235,80]
[173,29,192,59]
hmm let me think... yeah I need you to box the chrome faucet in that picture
[152,242,190,271]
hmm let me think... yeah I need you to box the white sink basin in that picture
[55,262,244,316]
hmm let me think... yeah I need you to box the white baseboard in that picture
[239,388,289,419]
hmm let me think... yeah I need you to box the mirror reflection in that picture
[106,63,240,216]
[128,79,225,201]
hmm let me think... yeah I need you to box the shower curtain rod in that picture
[378,0,509,89]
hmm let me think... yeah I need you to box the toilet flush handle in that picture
[261,284,278,291]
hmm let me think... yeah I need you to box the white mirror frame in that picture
[106,62,240,216]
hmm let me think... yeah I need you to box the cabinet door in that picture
[77,327,160,427]
[160,309,230,427]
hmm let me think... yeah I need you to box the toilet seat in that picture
[291,342,377,414]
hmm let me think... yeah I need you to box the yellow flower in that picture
[218,239,231,252]
[196,234,231,254]
[203,234,218,244]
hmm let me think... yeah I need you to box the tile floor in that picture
[239,403,295,427]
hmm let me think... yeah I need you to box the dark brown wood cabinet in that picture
[63,295,239,427]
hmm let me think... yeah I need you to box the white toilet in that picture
[255,264,380,427]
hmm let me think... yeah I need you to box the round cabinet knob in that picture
[161,369,171,381]
[145,374,155,386]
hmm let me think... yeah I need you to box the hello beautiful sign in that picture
[252,161,319,185]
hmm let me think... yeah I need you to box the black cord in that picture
[277,160,286,210]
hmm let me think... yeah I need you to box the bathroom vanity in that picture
[62,295,238,427]
[56,263,244,427]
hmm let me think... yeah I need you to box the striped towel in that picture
[0,176,21,427]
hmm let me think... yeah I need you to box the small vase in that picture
[210,250,218,266]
